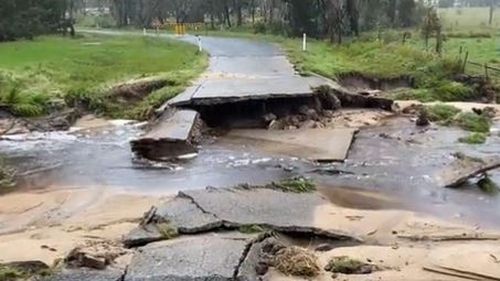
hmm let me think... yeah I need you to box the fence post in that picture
[302,33,307,52]
[197,35,203,52]
[462,51,469,73]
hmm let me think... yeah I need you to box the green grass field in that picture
[439,7,500,32]
[0,34,207,118]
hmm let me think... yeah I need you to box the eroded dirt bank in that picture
[2,183,499,281]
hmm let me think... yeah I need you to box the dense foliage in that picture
[0,0,69,41]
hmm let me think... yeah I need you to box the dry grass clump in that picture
[273,246,320,277]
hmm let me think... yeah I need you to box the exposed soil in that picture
[338,73,414,93]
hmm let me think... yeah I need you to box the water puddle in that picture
[1,117,499,228]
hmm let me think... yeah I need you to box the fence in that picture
[458,46,500,80]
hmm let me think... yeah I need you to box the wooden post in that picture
[462,51,469,73]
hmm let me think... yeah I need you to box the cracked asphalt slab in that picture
[123,186,361,249]
[125,233,258,281]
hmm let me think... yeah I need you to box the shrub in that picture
[458,133,488,144]
[478,176,499,194]
[426,104,461,122]
[454,112,491,133]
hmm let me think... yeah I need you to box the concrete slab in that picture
[46,268,124,281]
[226,128,357,161]
[124,234,254,281]
[156,197,223,233]
[130,109,200,160]
[179,187,359,240]
[123,197,223,247]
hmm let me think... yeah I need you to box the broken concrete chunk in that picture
[130,109,201,161]
[155,197,223,233]
[123,197,223,247]
[124,234,254,281]
[123,224,164,248]
[437,155,500,187]
[46,268,124,281]
[227,128,357,162]
[179,187,361,241]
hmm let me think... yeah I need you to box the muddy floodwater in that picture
[1,117,500,228]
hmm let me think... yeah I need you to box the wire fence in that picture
[458,46,500,81]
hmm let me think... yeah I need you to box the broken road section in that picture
[123,186,361,248]
[130,109,201,161]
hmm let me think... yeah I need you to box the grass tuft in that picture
[157,223,179,240]
[325,256,379,275]
[238,225,266,234]
[426,104,461,122]
[458,132,488,144]
[273,246,320,277]
[478,176,499,194]
[271,177,316,193]
[454,112,491,133]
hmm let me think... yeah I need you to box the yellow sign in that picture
[160,23,205,35]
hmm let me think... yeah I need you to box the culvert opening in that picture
[183,95,324,129]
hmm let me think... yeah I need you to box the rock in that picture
[268,119,284,130]
[300,120,317,129]
[315,86,393,111]
[416,109,430,127]
[124,234,255,281]
[262,113,277,123]
[65,248,108,270]
[298,105,319,120]
[318,90,343,110]
[123,224,164,248]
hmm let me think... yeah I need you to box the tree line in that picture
[103,0,426,42]
[0,0,75,42]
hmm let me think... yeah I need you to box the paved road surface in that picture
[82,29,328,107]
[168,34,327,106]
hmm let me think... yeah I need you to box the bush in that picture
[253,22,267,34]
[458,132,488,144]
[454,112,491,133]
[426,104,461,122]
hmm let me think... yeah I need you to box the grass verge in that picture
[0,34,207,119]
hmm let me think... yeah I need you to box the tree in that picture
[489,0,496,25]
[0,0,68,41]
[399,0,416,27]
[346,0,359,36]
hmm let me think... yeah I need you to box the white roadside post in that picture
[143,28,146,36]
[197,35,203,52]
[302,33,307,52]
